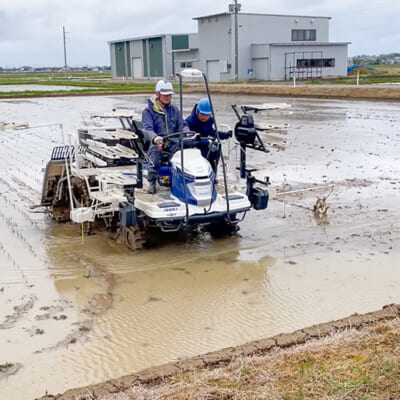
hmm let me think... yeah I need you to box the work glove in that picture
[220,131,233,140]
[152,136,163,145]
[209,141,220,153]
[199,138,209,146]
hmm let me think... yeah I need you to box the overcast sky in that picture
[0,0,398,67]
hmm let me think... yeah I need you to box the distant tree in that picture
[352,52,400,65]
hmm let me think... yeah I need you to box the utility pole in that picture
[63,26,68,78]
[229,1,241,82]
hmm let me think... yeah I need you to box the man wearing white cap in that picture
[142,80,186,193]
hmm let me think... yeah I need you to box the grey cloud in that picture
[0,0,399,66]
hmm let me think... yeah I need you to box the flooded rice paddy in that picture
[0,84,91,92]
[0,93,399,399]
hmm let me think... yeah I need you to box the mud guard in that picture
[40,160,65,206]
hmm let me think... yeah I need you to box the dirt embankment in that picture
[36,304,400,400]
[185,84,400,101]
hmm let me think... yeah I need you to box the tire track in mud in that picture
[34,251,116,353]
[0,294,38,329]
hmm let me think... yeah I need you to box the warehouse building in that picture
[108,10,349,81]
[108,33,199,80]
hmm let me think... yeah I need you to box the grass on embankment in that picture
[129,320,400,400]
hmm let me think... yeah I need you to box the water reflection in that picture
[40,221,276,392]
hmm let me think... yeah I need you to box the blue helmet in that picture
[197,98,212,115]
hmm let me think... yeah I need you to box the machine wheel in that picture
[71,176,90,208]
[117,222,147,251]
[49,173,70,222]
[51,176,91,223]
[52,199,71,222]
[208,220,240,238]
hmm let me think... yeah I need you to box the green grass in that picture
[367,64,400,73]
[0,72,160,97]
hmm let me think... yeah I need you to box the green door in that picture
[114,41,131,77]
[114,42,126,77]
[149,37,163,77]
[126,43,131,77]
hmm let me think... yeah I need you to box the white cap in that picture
[155,80,174,95]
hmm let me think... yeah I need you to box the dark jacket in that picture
[142,99,185,143]
[185,106,231,140]
[185,106,215,138]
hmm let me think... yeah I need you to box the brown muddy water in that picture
[0,94,399,399]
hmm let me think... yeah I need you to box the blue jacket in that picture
[185,106,231,140]
[142,99,185,142]
[185,107,215,138]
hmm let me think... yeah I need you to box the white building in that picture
[108,11,350,81]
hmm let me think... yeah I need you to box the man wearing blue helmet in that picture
[185,98,231,172]
[185,98,214,137]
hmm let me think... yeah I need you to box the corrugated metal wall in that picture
[148,37,163,77]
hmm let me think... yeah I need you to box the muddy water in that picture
[0,94,399,399]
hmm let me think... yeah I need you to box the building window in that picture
[296,58,335,68]
[172,35,189,51]
[180,61,193,68]
[292,29,316,41]
[323,58,335,67]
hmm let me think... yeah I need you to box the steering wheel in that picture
[162,131,199,143]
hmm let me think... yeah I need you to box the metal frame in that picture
[284,51,323,80]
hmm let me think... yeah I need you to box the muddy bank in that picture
[36,304,400,400]
[185,83,400,101]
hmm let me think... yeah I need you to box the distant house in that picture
[108,11,350,81]
[19,66,34,72]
